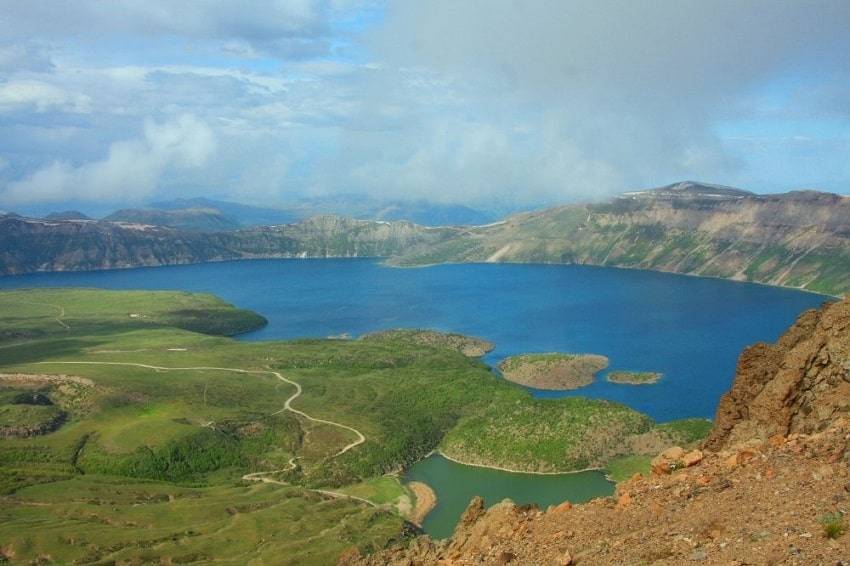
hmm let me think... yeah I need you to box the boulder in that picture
[682,449,704,467]
[651,446,686,474]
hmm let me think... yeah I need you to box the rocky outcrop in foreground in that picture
[346,298,850,564]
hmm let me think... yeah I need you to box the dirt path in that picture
[15,300,69,331]
[33,360,365,457]
[32,360,383,510]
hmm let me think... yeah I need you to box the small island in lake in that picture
[498,352,609,390]
[607,371,662,385]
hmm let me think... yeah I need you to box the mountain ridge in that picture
[391,184,850,296]
[3,183,850,296]
[103,207,242,232]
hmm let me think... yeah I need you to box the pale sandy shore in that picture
[407,481,437,526]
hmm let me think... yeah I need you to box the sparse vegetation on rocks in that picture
[499,353,609,390]
[820,512,845,539]
[359,329,494,357]
[607,371,661,385]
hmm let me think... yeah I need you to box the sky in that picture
[1,0,850,213]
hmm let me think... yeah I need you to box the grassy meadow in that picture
[0,288,707,563]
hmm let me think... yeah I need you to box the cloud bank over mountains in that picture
[4,114,215,204]
[1,0,850,210]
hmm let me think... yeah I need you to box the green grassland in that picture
[0,288,708,563]
[359,329,494,357]
[655,417,713,444]
[1,476,402,564]
[441,397,652,472]
[605,454,653,482]
[0,288,266,345]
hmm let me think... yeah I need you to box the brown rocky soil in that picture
[345,297,850,565]
[498,354,609,390]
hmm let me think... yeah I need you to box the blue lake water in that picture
[405,454,613,539]
[0,258,827,421]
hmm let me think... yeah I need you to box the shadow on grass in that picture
[0,337,110,368]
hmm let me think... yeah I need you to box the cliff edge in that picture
[346,298,850,564]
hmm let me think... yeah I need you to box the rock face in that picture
[0,214,456,275]
[705,297,850,449]
[650,446,703,474]
[393,183,850,296]
[347,298,850,565]
[5,183,850,296]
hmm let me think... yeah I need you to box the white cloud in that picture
[0,43,54,73]
[0,81,91,114]
[0,1,349,60]
[2,1,850,210]
[2,115,215,204]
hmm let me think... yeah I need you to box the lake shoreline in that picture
[407,481,437,526]
[437,450,604,476]
[386,258,840,299]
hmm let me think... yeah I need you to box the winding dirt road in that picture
[13,309,386,512]
[34,361,367,481]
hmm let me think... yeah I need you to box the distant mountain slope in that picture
[393,182,850,296]
[43,211,91,221]
[290,194,497,226]
[0,214,456,275]
[622,180,754,200]
[3,182,850,295]
[103,207,242,232]
[150,197,299,227]
[151,195,495,227]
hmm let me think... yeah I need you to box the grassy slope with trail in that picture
[0,289,707,562]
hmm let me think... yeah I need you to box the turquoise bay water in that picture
[405,454,612,539]
[0,259,828,536]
